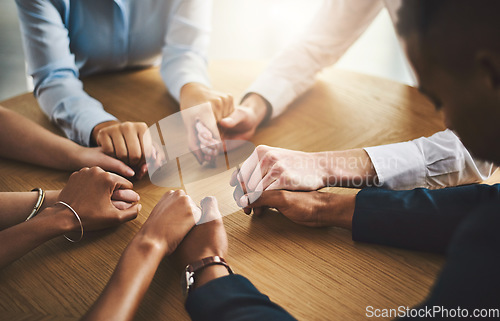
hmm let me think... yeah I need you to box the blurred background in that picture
[0,0,414,101]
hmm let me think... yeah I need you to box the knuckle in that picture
[137,122,148,133]
[173,189,185,197]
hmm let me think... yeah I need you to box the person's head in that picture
[397,0,500,163]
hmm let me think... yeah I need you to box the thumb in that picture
[118,203,141,222]
[239,190,286,209]
[100,154,135,177]
[219,109,245,128]
[198,196,222,224]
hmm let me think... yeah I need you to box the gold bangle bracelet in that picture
[25,188,46,221]
[55,201,84,243]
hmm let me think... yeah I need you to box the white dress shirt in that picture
[16,0,212,146]
[245,0,496,190]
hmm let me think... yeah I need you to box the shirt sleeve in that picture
[364,129,497,190]
[245,0,384,118]
[160,0,212,102]
[185,274,297,321]
[15,0,117,146]
[352,184,500,254]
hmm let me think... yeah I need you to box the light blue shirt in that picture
[16,0,212,146]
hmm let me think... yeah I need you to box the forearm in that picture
[0,107,82,169]
[82,234,166,321]
[321,149,378,188]
[0,206,72,268]
[0,190,59,230]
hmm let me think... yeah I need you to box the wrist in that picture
[129,233,169,260]
[319,193,356,229]
[132,232,170,258]
[322,150,377,188]
[241,93,270,125]
[41,190,60,211]
[36,205,76,235]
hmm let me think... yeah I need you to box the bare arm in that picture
[0,167,140,269]
[0,190,59,230]
[0,205,75,268]
[0,106,134,177]
[83,190,200,321]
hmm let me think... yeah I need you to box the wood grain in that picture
[1,61,495,321]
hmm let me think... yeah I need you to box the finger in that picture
[253,207,266,217]
[106,172,134,190]
[118,203,141,222]
[222,94,234,118]
[123,129,143,166]
[99,152,135,177]
[199,196,222,223]
[239,190,286,209]
[230,168,239,187]
[112,189,140,202]
[136,163,148,180]
[231,149,260,191]
[110,131,128,163]
[247,159,273,192]
[98,134,115,156]
[186,194,202,223]
[219,108,245,129]
[112,200,134,210]
[233,184,246,208]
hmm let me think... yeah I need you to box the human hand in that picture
[180,83,233,165]
[230,145,330,198]
[191,120,220,166]
[237,190,355,229]
[180,83,234,122]
[92,121,149,179]
[56,167,140,232]
[219,93,269,147]
[43,189,139,211]
[135,190,201,257]
[175,197,228,269]
[72,146,136,178]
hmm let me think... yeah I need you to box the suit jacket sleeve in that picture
[352,184,500,253]
[185,274,297,321]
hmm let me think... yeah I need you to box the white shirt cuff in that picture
[364,142,426,190]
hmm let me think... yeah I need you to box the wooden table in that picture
[1,61,497,320]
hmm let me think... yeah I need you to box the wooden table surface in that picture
[1,61,498,320]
